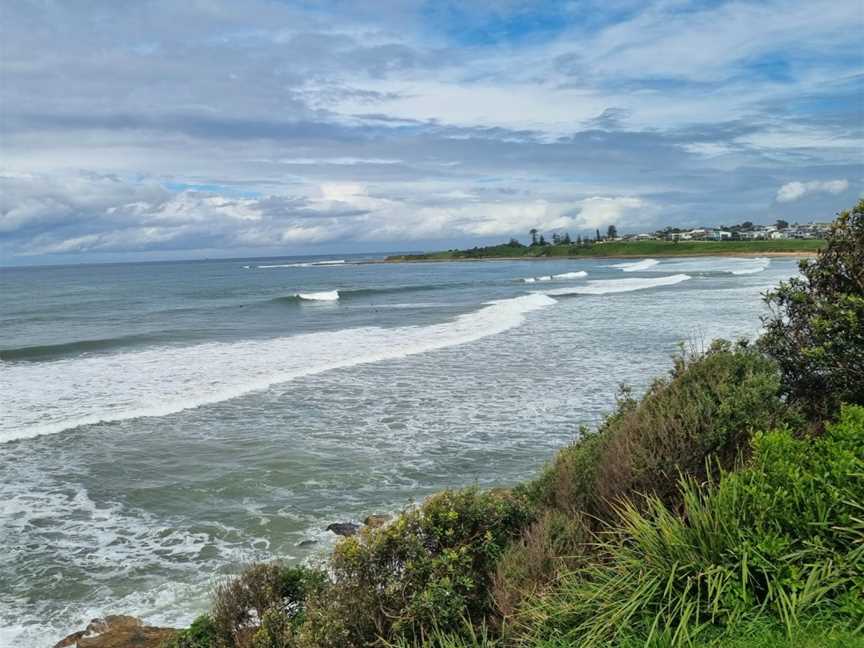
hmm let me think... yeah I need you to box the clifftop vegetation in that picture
[165,201,864,648]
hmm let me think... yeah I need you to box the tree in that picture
[552,233,561,245]
[759,199,864,418]
[538,234,548,246]
[607,224,618,240]
[595,229,602,242]
[576,234,582,246]
[507,238,523,248]
[562,232,572,244]
[529,228,538,246]
[776,219,789,230]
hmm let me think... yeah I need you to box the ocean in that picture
[0,254,797,646]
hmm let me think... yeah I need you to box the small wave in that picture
[257,260,346,269]
[610,259,659,272]
[295,291,339,301]
[730,257,771,275]
[544,274,691,296]
[660,257,771,276]
[523,272,586,282]
[0,334,185,362]
[552,271,588,280]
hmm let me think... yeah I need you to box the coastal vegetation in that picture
[163,202,863,648]
[386,238,825,262]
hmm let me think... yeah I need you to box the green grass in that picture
[387,239,825,261]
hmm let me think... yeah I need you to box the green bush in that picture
[300,488,533,646]
[210,563,325,648]
[164,614,218,648]
[490,509,590,622]
[522,405,864,647]
[760,199,864,418]
[528,340,795,520]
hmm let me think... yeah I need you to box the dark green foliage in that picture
[300,489,533,646]
[490,509,591,621]
[522,405,864,647]
[528,340,795,520]
[164,614,218,648]
[760,199,864,417]
[211,563,326,647]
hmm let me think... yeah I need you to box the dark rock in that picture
[326,522,360,537]
[297,539,318,547]
[53,615,176,648]
[363,514,391,528]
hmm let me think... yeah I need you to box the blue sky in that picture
[0,0,862,264]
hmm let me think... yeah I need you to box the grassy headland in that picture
[158,203,862,648]
[386,238,825,262]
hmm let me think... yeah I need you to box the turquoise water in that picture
[0,254,796,646]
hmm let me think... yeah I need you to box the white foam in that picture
[258,260,346,269]
[522,277,536,283]
[296,290,340,301]
[552,271,588,280]
[730,257,771,275]
[610,259,659,272]
[0,293,557,442]
[659,257,771,275]
[544,274,691,296]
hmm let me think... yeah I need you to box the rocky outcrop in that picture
[363,514,391,528]
[53,615,176,648]
[326,522,360,536]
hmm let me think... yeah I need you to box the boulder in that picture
[53,615,176,648]
[326,522,360,537]
[363,514,391,528]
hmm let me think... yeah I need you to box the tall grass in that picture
[520,405,864,647]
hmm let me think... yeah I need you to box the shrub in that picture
[760,199,864,418]
[164,614,218,648]
[490,509,591,622]
[528,340,795,521]
[211,563,326,648]
[300,488,533,646]
[522,404,864,647]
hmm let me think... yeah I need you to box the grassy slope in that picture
[387,239,825,261]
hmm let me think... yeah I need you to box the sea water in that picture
[0,254,797,646]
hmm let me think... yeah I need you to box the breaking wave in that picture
[0,294,557,443]
[610,259,660,272]
[523,271,586,283]
[544,274,691,296]
[659,257,771,275]
[295,291,340,301]
[256,260,346,269]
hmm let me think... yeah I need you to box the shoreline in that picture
[372,250,816,264]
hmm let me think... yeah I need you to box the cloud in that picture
[776,179,849,202]
[0,0,861,262]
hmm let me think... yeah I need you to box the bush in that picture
[760,199,864,418]
[210,563,325,648]
[490,510,590,622]
[528,340,795,520]
[164,614,218,648]
[522,404,864,647]
[300,488,533,646]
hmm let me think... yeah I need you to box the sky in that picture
[1,0,862,265]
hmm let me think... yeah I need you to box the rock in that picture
[53,615,176,648]
[363,514,391,528]
[326,522,360,537]
[297,539,318,547]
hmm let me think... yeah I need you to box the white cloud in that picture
[776,179,849,203]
